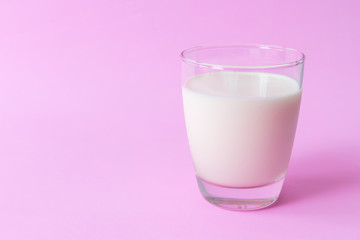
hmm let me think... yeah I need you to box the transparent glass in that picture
[181,45,305,210]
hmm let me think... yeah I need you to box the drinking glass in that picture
[181,45,305,210]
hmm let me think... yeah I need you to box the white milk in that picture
[182,72,301,188]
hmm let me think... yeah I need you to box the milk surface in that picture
[182,72,301,187]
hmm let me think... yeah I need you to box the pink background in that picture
[0,0,359,239]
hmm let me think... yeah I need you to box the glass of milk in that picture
[181,45,305,210]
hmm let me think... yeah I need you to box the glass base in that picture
[196,176,284,211]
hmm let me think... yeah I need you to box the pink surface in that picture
[0,0,359,239]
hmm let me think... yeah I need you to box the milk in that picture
[182,72,301,188]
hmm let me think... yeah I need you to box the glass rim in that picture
[180,44,306,70]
